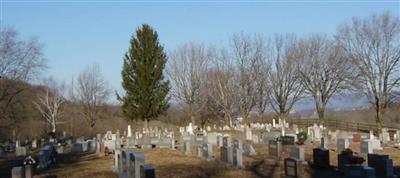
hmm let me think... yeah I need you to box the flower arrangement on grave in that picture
[297,131,307,145]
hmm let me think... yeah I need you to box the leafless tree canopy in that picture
[168,43,211,124]
[75,64,110,135]
[231,33,267,124]
[208,49,237,127]
[337,12,400,129]
[269,34,303,119]
[297,35,353,122]
[0,27,46,81]
[0,27,46,130]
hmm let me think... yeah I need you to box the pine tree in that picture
[118,24,169,128]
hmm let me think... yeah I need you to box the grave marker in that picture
[268,140,282,159]
[11,166,24,178]
[290,146,304,161]
[367,153,394,178]
[140,164,156,178]
[284,158,303,178]
[313,148,330,168]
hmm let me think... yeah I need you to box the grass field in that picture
[1,140,398,178]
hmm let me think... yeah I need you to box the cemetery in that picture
[1,1,400,178]
[1,120,400,178]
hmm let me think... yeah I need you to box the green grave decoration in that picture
[297,131,307,145]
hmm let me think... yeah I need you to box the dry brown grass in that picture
[2,135,400,178]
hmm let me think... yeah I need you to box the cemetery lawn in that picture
[3,141,400,178]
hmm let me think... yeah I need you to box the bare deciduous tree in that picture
[231,33,266,125]
[269,34,303,120]
[34,78,66,133]
[337,12,400,130]
[168,43,211,125]
[298,35,353,123]
[75,64,110,135]
[208,49,237,127]
[0,27,46,135]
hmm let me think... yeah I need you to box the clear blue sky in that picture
[2,1,400,97]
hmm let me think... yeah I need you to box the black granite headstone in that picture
[367,153,394,178]
[140,164,156,178]
[281,136,295,145]
[313,148,330,169]
[344,165,376,178]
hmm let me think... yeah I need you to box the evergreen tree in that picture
[118,24,169,127]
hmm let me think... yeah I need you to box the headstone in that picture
[104,140,117,151]
[284,158,303,178]
[261,131,281,144]
[202,143,213,160]
[205,132,218,145]
[220,146,233,164]
[360,140,375,157]
[321,137,328,149]
[87,140,96,152]
[171,139,175,149]
[233,138,242,150]
[184,141,191,155]
[268,140,282,159]
[222,136,231,147]
[337,138,349,153]
[381,128,390,143]
[15,146,27,156]
[11,166,24,178]
[252,134,259,143]
[243,142,256,156]
[217,135,223,147]
[113,149,121,173]
[194,135,205,145]
[313,148,330,168]
[353,133,361,142]
[233,147,243,167]
[367,153,394,178]
[31,140,37,149]
[132,151,145,178]
[281,136,295,145]
[127,125,132,137]
[290,146,304,161]
[25,165,33,178]
[245,126,252,141]
[337,153,353,173]
[71,143,84,153]
[196,146,202,158]
[140,164,156,178]
[344,165,376,178]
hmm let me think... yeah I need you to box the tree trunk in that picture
[144,119,149,129]
[376,107,385,133]
[190,115,195,125]
[317,105,326,125]
[51,121,56,133]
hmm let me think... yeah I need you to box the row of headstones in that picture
[267,138,394,178]
[220,137,244,167]
[113,149,156,178]
[11,144,58,178]
[311,148,394,178]
[125,136,175,149]
[71,138,98,153]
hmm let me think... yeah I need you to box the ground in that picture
[2,140,400,178]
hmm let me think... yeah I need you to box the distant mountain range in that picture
[292,93,399,113]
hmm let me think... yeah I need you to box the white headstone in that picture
[127,125,132,137]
